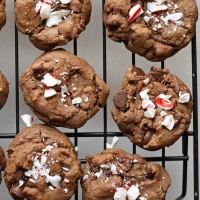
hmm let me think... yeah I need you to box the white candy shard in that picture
[83,174,89,180]
[44,88,57,98]
[59,0,71,4]
[62,167,69,171]
[140,89,149,100]
[129,4,144,23]
[142,99,155,109]
[160,111,167,117]
[46,10,72,27]
[127,185,140,200]
[46,174,61,187]
[178,92,190,103]
[95,169,103,178]
[161,115,175,130]
[41,73,61,87]
[156,0,166,4]
[166,13,183,22]
[144,108,156,119]
[63,188,68,193]
[158,94,172,100]
[147,2,168,13]
[21,114,34,127]
[40,3,51,19]
[35,1,43,13]
[61,85,68,98]
[139,197,147,200]
[64,178,69,183]
[106,136,119,149]
[114,187,127,200]
[100,164,110,169]
[110,164,118,175]
[49,186,54,191]
[72,97,82,105]
[18,180,24,188]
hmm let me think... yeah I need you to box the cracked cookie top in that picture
[19,49,109,128]
[15,0,91,51]
[112,66,193,150]
[81,149,171,200]
[5,124,81,200]
[104,0,198,62]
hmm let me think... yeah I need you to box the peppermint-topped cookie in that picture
[81,149,171,200]
[0,147,6,184]
[112,66,193,150]
[15,0,91,51]
[19,49,109,128]
[4,124,81,200]
[0,0,6,30]
[104,0,198,62]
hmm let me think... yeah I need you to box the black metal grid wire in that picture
[0,0,199,199]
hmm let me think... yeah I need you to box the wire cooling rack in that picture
[0,0,199,199]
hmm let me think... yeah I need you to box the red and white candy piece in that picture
[143,78,150,85]
[140,89,149,100]
[44,87,57,98]
[147,2,168,13]
[156,94,174,110]
[161,114,174,130]
[114,187,127,200]
[178,91,190,103]
[128,4,144,24]
[21,114,34,127]
[41,73,61,87]
[142,99,155,109]
[127,185,140,200]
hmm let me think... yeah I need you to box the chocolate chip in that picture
[32,65,47,80]
[10,184,24,199]
[132,66,145,76]
[146,165,155,179]
[113,91,127,110]
[143,131,153,145]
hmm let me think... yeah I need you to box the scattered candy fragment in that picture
[72,97,82,105]
[161,115,174,130]
[127,185,140,200]
[178,92,190,103]
[114,187,127,200]
[128,4,144,24]
[144,108,156,119]
[143,78,150,85]
[41,73,61,87]
[106,136,119,149]
[156,94,174,110]
[44,88,57,98]
[21,114,34,127]
[147,2,168,13]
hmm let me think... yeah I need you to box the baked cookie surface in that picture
[104,0,198,62]
[15,0,91,51]
[0,0,6,30]
[20,49,109,129]
[0,70,9,110]
[81,148,171,200]
[0,146,6,184]
[112,66,193,150]
[5,124,81,200]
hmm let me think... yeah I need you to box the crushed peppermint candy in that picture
[21,114,35,127]
[160,111,167,117]
[128,4,144,24]
[63,188,68,193]
[140,89,149,100]
[24,144,66,190]
[114,187,127,200]
[49,186,54,191]
[72,97,82,105]
[156,94,174,110]
[44,88,57,98]
[144,108,156,119]
[142,99,155,109]
[62,167,69,172]
[161,115,174,130]
[147,2,168,13]
[178,92,190,103]
[143,78,150,85]
[41,73,61,87]
[106,136,119,149]
[127,185,140,200]
[35,0,72,27]
[18,180,24,188]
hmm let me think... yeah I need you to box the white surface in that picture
[0,0,199,199]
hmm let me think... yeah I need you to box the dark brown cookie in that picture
[4,124,81,200]
[0,70,9,110]
[0,0,6,30]
[15,0,91,51]
[81,149,171,200]
[104,0,198,62]
[112,66,193,150]
[20,49,109,129]
[0,146,6,184]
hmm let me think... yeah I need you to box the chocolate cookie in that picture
[4,124,81,200]
[112,66,193,150]
[0,146,6,184]
[104,0,198,62]
[81,149,171,200]
[0,0,6,30]
[0,70,9,110]
[15,0,91,51]
[20,49,109,129]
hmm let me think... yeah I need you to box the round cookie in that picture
[0,146,6,184]
[0,0,6,30]
[104,0,198,62]
[81,148,171,200]
[112,66,193,150]
[0,70,9,110]
[4,124,81,200]
[19,49,109,129]
[15,0,91,51]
